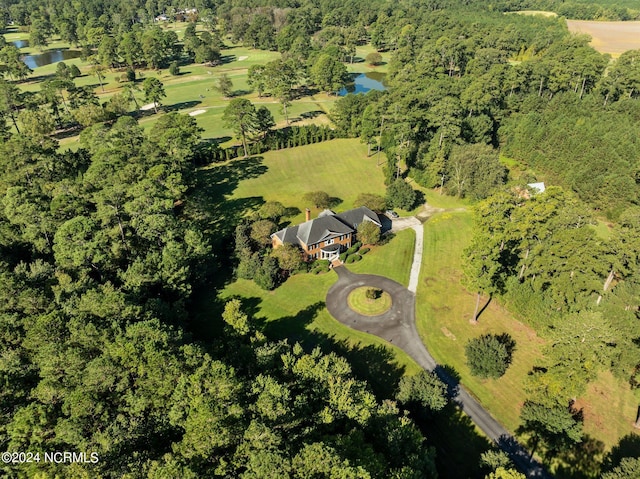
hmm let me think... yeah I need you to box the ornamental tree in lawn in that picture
[216,73,234,98]
[365,52,383,66]
[357,221,381,245]
[354,193,386,213]
[302,191,331,209]
[386,178,416,210]
[465,334,514,379]
[272,243,303,273]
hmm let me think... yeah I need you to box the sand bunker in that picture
[139,103,156,111]
[238,56,248,61]
[189,109,206,116]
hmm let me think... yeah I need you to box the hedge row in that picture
[195,125,343,165]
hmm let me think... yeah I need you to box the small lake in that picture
[22,49,83,69]
[12,39,29,48]
[338,72,387,96]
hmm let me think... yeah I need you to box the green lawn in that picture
[226,138,387,225]
[198,139,420,394]
[8,31,387,150]
[6,24,395,151]
[416,211,544,434]
[348,288,393,316]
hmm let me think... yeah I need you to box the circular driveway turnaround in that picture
[326,265,551,479]
[326,266,438,370]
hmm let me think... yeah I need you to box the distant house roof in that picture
[527,182,546,193]
[271,206,381,248]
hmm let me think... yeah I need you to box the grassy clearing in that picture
[577,370,639,450]
[507,10,558,17]
[347,45,392,74]
[7,28,387,149]
[348,288,393,316]
[200,141,420,389]
[416,211,545,432]
[590,219,613,240]
[227,139,387,225]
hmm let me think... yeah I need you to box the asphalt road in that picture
[326,266,551,479]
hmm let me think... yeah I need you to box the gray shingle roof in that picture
[271,206,381,248]
[296,215,353,246]
[335,206,382,229]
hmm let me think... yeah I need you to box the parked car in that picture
[386,210,399,218]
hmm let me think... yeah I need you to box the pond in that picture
[338,72,387,96]
[22,49,83,69]
[12,39,29,48]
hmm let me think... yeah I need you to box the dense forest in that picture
[0,116,443,477]
[0,0,640,476]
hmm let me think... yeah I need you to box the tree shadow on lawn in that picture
[162,100,201,113]
[601,433,640,473]
[300,110,324,119]
[190,156,268,238]
[425,402,492,478]
[208,135,232,144]
[185,157,268,337]
[231,89,251,97]
[554,434,605,479]
[17,72,55,84]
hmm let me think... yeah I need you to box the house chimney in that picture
[305,208,311,221]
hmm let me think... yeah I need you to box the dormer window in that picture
[326,238,334,245]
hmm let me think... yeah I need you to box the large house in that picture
[271,206,382,261]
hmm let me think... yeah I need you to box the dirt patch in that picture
[423,277,437,286]
[189,109,206,116]
[431,305,451,313]
[439,267,463,282]
[567,20,640,56]
[441,327,457,340]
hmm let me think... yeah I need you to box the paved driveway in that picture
[326,266,551,479]
[389,216,421,233]
[326,267,437,370]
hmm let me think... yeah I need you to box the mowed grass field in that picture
[228,139,388,225]
[205,138,420,384]
[567,20,640,57]
[415,209,639,451]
